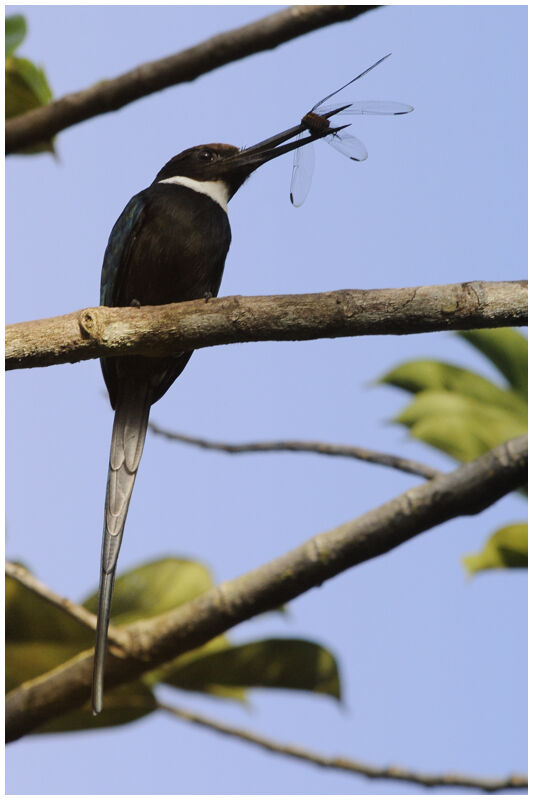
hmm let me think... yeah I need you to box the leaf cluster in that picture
[380,328,527,574]
[6,558,341,733]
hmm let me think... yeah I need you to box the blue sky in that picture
[6,5,527,795]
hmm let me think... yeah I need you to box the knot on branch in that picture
[79,308,105,342]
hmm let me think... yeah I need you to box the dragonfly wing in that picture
[310,53,392,112]
[290,135,315,207]
[326,132,368,162]
[318,100,414,117]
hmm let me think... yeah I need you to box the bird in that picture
[93,122,338,714]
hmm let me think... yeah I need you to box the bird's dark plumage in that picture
[92,129,332,712]
[94,145,236,713]
[100,183,231,407]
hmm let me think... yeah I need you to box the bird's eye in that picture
[198,149,214,162]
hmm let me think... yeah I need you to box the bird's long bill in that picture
[223,120,348,176]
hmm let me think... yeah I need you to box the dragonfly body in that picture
[301,111,333,135]
[290,54,414,206]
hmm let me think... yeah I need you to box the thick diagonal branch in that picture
[6,6,375,153]
[6,280,527,371]
[5,435,527,741]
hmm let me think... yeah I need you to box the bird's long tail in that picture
[92,383,151,714]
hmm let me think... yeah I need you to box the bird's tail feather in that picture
[92,384,151,714]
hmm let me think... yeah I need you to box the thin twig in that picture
[157,700,527,792]
[148,424,441,480]
[6,6,375,153]
[5,562,129,650]
[5,435,527,741]
[6,280,528,371]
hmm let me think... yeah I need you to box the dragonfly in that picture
[290,53,414,207]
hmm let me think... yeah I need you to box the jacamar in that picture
[93,121,337,713]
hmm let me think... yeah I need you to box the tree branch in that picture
[148,424,441,480]
[158,701,527,792]
[5,562,129,650]
[5,435,526,741]
[6,280,527,371]
[5,6,376,154]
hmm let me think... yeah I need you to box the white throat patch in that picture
[158,176,229,212]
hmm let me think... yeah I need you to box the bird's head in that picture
[153,121,343,206]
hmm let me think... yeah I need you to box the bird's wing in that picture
[100,193,148,409]
[100,192,147,307]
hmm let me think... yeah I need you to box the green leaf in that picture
[36,681,158,734]
[6,643,86,693]
[463,524,528,574]
[157,638,341,701]
[6,56,52,108]
[149,635,247,702]
[83,557,214,625]
[380,360,526,419]
[394,389,526,463]
[458,329,528,400]
[6,570,94,691]
[5,55,54,154]
[5,15,27,57]
[6,572,91,644]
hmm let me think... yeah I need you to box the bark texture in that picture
[6,280,528,371]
